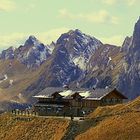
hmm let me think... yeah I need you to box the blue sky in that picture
[0,0,139,50]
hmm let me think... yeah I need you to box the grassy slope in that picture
[76,112,140,140]
[75,97,140,140]
[88,96,140,119]
[0,59,50,102]
[1,98,140,140]
[0,113,69,140]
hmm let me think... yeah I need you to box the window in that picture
[90,101,92,107]
[103,99,107,103]
[106,99,111,104]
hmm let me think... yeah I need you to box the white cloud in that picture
[102,0,137,6]
[0,28,70,50]
[0,0,16,12]
[100,35,124,46]
[58,9,119,24]
[102,0,116,5]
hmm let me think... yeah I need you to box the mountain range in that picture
[0,18,140,109]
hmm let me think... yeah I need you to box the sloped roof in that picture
[33,87,127,100]
[59,90,75,99]
[83,88,115,100]
[33,87,64,98]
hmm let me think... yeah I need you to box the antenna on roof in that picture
[63,85,69,89]
[92,84,96,90]
[105,86,109,89]
[76,82,79,88]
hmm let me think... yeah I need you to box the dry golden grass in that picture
[76,112,140,140]
[75,97,140,140]
[0,113,70,140]
[88,96,140,119]
[1,98,140,140]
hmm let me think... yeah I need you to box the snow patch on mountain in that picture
[73,56,86,70]
[107,56,112,65]
[9,80,14,86]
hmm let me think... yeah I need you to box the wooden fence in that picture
[11,109,38,117]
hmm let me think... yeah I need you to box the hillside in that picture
[0,113,69,140]
[76,112,140,140]
[75,97,140,140]
[1,97,140,140]
[0,58,52,112]
[88,96,140,118]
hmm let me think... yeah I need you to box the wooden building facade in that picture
[33,87,127,117]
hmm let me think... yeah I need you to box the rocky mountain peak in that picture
[0,46,15,59]
[122,36,131,47]
[117,17,140,99]
[0,36,51,68]
[55,29,102,70]
[28,35,37,40]
[121,36,132,53]
[16,36,51,68]
[132,17,140,49]
[24,35,40,47]
[125,18,140,63]
[67,29,82,35]
[49,41,56,53]
[75,29,82,33]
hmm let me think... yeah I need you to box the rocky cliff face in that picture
[118,18,140,99]
[71,44,122,89]
[0,36,51,68]
[0,47,15,60]
[121,36,132,53]
[56,29,102,70]
[25,29,103,93]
